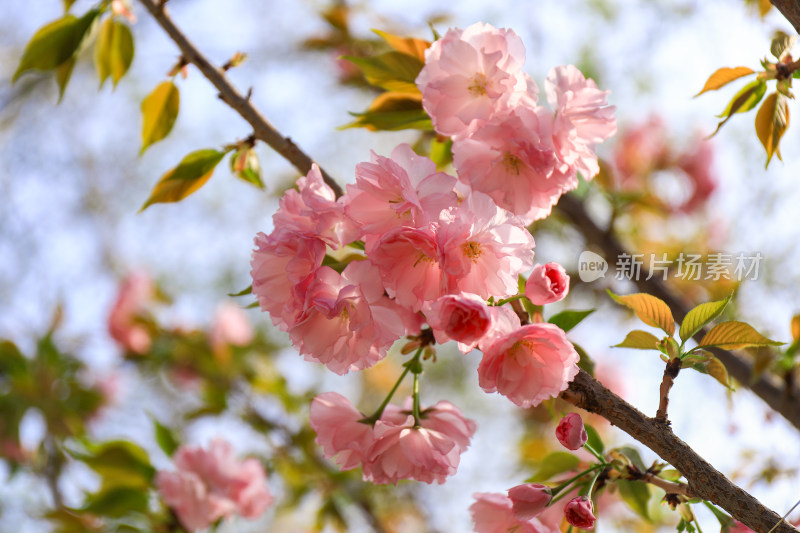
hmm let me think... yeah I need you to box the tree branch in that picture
[136,0,344,197]
[772,0,800,34]
[655,357,682,423]
[562,369,796,533]
[640,472,692,498]
[134,5,798,531]
[556,194,800,432]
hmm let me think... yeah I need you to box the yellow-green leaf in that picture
[344,51,424,94]
[679,295,731,343]
[344,92,430,131]
[709,79,767,137]
[373,29,430,63]
[770,31,797,61]
[695,66,755,97]
[13,9,100,82]
[613,330,661,350]
[94,18,134,88]
[55,56,76,103]
[140,81,180,154]
[229,147,264,189]
[608,291,675,336]
[706,356,731,388]
[140,149,225,210]
[755,92,789,167]
[697,321,782,350]
[617,479,651,521]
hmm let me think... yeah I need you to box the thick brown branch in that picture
[556,194,800,432]
[655,357,682,423]
[562,369,796,533]
[136,0,344,197]
[772,0,800,34]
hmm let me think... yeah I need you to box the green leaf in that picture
[694,355,732,389]
[694,66,755,97]
[140,81,180,154]
[372,29,430,62]
[697,321,782,350]
[228,284,252,297]
[584,423,604,454]
[344,51,424,93]
[429,136,453,169]
[679,295,731,343]
[63,0,78,11]
[703,501,736,532]
[55,56,76,103]
[617,445,648,472]
[771,31,797,61]
[94,19,134,88]
[710,80,767,137]
[548,309,595,333]
[229,147,264,188]
[13,10,100,82]
[82,486,149,518]
[755,92,789,167]
[613,330,661,350]
[140,149,225,210]
[152,417,180,457]
[617,479,651,521]
[573,343,595,376]
[608,291,675,336]
[72,441,155,490]
[526,452,579,482]
[659,469,683,482]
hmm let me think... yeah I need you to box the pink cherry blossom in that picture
[507,483,552,520]
[470,492,550,533]
[367,224,445,311]
[250,228,326,331]
[564,496,596,530]
[525,262,570,305]
[452,105,577,223]
[438,191,535,299]
[288,261,418,374]
[210,301,253,351]
[416,23,533,137]
[344,144,457,237]
[422,292,493,352]
[676,138,716,213]
[156,438,273,532]
[419,399,477,453]
[108,271,154,354]
[309,392,374,471]
[272,163,355,248]
[545,65,617,180]
[556,412,588,450]
[478,323,580,408]
[614,115,670,184]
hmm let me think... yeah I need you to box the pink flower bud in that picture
[422,292,492,351]
[525,262,570,305]
[564,496,596,530]
[556,412,588,450]
[507,483,551,520]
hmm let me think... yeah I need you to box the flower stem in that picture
[550,464,604,499]
[363,348,421,424]
[583,442,605,463]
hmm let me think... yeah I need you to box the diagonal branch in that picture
[562,369,796,533]
[136,0,343,197]
[135,3,797,531]
[556,194,800,432]
[772,0,800,34]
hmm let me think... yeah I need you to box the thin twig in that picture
[655,357,682,423]
[640,472,692,498]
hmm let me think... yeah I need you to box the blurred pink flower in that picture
[452,105,575,223]
[309,392,374,471]
[156,438,273,532]
[545,65,617,180]
[478,323,579,408]
[210,301,253,351]
[345,144,457,237]
[108,271,154,354]
[111,0,136,23]
[556,413,588,450]
[250,228,326,331]
[507,483,551,520]
[676,138,716,213]
[422,292,493,352]
[438,191,535,299]
[288,261,418,374]
[416,23,532,137]
[525,262,570,305]
[613,115,669,184]
[470,492,549,533]
[564,496,596,530]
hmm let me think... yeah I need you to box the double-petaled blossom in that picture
[416,23,534,138]
[156,438,273,532]
[438,191,536,299]
[108,271,155,354]
[309,392,374,471]
[470,492,550,533]
[422,292,493,352]
[555,412,588,450]
[564,497,596,530]
[452,105,576,223]
[344,144,457,238]
[525,262,570,305]
[545,65,617,181]
[288,261,419,375]
[507,483,552,520]
[478,323,580,408]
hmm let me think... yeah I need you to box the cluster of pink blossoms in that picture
[250,22,615,488]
